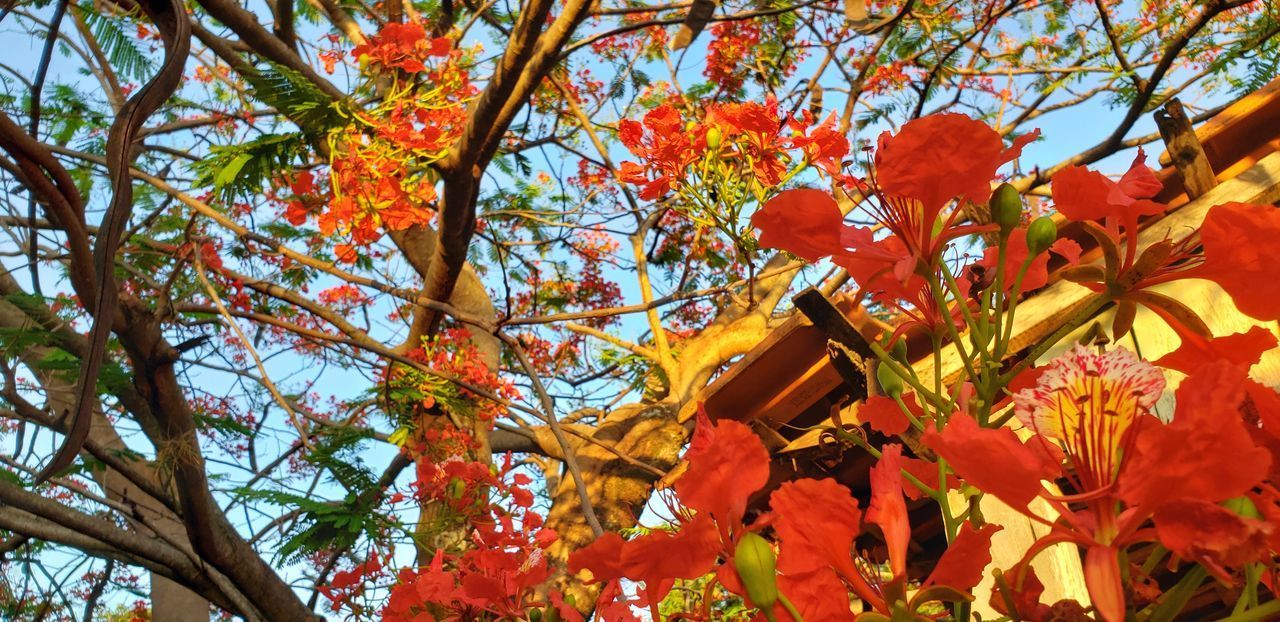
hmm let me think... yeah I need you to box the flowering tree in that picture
[0,0,1278,619]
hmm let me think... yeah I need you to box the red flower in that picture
[791,113,849,177]
[970,227,1082,293]
[770,445,999,619]
[352,23,453,73]
[874,114,1038,220]
[570,410,768,614]
[1118,361,1271,511]
[1151,500,1273,579]
[931,348,1273,621]
[1192,201,1280,321]
[1051,149,1166,263]
[860,393,922,436]
[922,413,1060,512]
[676,409,772,528]
[867,444,912,578]
[754,115,1034,304]
[751,189,845,262]
[769,477,877,609]
[926,523,1004,591]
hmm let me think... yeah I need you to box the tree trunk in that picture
[545,402,686,609]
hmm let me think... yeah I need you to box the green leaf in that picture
[213,153,253,189]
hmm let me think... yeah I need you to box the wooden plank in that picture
[1158,77,1280,168]
[692,294,883,424]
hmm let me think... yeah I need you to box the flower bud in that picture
[733,532,778,609]
[1224,496,1262,520]
[990,183,1022,233]
[706,126,723,150]
[888,338,908,364]
[876,362,904,398]
[1026,216,1057,256]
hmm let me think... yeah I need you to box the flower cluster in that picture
[285,23,478,262]
[617,99,847,254]
[384,454,580,622]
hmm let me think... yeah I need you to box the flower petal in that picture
[1153,499,1273,580]
[1196,201,1280,321]
[752,188,846,262]
[769,478,861,577]
[867,444,911,578]
[925,523,1003,591]
[1051,165,1113,223]
[859,394,915,436]
[567,532,628,583]
[1083,545,1126,622]
[1119,361,1272,509]
[677,411,772,526]
[922,414,1058,511]
[1153,325,1277,375]
[875,114,1024,216]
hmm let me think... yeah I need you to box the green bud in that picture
[888,338,908,364]
[528,608,543,622]
[1224,496,1262,520]
[685,120,697,133]
[733,532,778,609]
[706,126,723,150]
[990,183,1022,233]
[1026,216,1057,256]
[876,362,904,398]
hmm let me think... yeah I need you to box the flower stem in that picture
[777,593,805,622]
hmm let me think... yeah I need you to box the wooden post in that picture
[1155,99,1218,199]
[793,288,874,398]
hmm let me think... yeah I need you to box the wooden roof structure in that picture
[687,78,1280,616]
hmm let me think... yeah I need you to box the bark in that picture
[543,255,802,610]
[0,282,213,621]
[545,402,686,607]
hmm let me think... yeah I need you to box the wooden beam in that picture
[1155,99,1218,199]
[793,288,874,398]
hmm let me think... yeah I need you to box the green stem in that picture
[1214,598,1280,622]
[892,394,927,432]
[777,593,805,622]
[997,296,1108,386]
[1147,565,1207,622]
[868,342,949,413]
[831,427,938,499]
[926,269,982,392]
